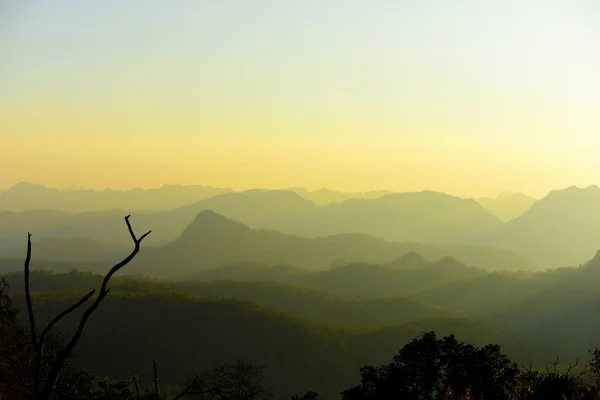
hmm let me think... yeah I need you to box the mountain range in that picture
[0,182,231,212]
[128,211,534,276]
[2,184,600,269]
[475,192,537,222]
[481,185,600,266]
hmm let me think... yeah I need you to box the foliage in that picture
[341,331,600,400]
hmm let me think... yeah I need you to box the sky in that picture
[1,0,599,198]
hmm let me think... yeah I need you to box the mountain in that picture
[476,192,537,222]
[186,257,487,298]
[284,259,487,297]
[412,270,568,317]
[0,190,317,254]
[2,270,457,328]
[488,251,600,356]
[0,182,230,212]
[262,191,503,244]
[0,257,107,274]
[289,188,394,206]
[174,280,459,327]
[482,185,600,267]
[132,211,406,277]
[131,211,531,278]
[172,189,318,224]
[385,252,428,270]
[7,237,128,263]
[0,209,163,252]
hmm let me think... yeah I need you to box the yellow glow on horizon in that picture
[1,1,598,198]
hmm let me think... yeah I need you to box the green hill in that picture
[2,270,458,328]
[8,289,547,399]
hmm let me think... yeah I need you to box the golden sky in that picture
[1,1,599,198]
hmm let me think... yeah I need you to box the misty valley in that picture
[3,184,600,399]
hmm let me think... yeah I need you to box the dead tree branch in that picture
[172,374,200,400]
[23,215,151,400]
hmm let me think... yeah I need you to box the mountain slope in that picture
[8,237,128,262]
[286,259,487,297]
[172,189,318,224]
[9,289,547,398]
[289,188,394,206]
[483,185,600,267]
[489,251,600,355]
[0,190,316,253]
[2,270,457,328]
[132,211,529,277]
[187,256,487,298]
[133,211,407,276]
[263,191,503,244]
[476,192,536,222]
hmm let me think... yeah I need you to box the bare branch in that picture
[566,358,579,377]
[24,233,37,348]
[172,374,200,400]
[153,359,160,400]
[576,365,590,380]
[39,216,151,399]
[130,374,141,400]
[23,232,41,395]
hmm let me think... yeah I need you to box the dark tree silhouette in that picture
[24,215,151,400]
[341,331,519,400]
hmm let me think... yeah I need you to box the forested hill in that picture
[8,287,545,399]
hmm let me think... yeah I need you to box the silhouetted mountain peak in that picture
[586,249,600,268]
[388,252,427,269]
[430,257,469,270]
[7,181,53,193]
[192,210,246,227]
[546,185,600,200]
[513,185,600,220]
[175,211,252,243]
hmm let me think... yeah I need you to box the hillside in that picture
[0,257,107,274]
[262,191,504,244]
[172,189,319,224]
[286,258,487,297]
[8,236,128,262]
[9,289,547,398]
[489,251,600,355]
[132,211,407,276]
[131,211,528,278]
[476,192,537,222]
[2,270,457,328]
[412,271,566,317]
[289,188,394,206]
[185,256,487,298]
[483,185,600,267]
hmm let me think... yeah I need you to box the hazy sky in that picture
[1,0,599,197]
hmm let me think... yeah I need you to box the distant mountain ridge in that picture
[7,184,600,269]
[0,181,231,212]
[172,189,318,224]
[129,211,533,277]
[482,185,600,267]
[288,187,394,205]
[261,191,503,244]
[476,192,537,222]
